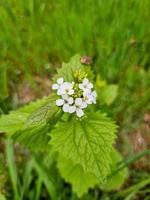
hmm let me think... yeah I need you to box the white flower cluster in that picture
[52,77,97,118]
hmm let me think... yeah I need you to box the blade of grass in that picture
[0,64,8,102]
[21,159,34,199]
[109,149,150,178]
[115,178,150,199]
[33,158,58,200]
[5,138,20,200]
[35,179,42,200]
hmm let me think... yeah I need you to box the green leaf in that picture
[0,111,29,135]
[57,155,98,197]
[54,54,82,82]
[13,125,50,150]
[100,84,118,105]
[23,95,59,128]
[0,95,52,135]
[18,95,53,113]
[49,112,117,181]
[53,54,94,82]
[100,149,128,191]
[13,96,62,150]
[0,193,6,200]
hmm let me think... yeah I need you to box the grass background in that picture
[0,0,150,199]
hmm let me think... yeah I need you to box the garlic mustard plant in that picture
[0,54,118,198]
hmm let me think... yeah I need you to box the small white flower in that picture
[57,82,74,95]
[52,77,64,90]
[63,103,70,113]
[56,94,74,113]
[83,90,97,104]
[91,91,97,104]
[62,94,73,104]
[79,78,93,92]
[74,98,87,117]
[56,99,65,106]
[69,105,76,113]
[83,91,93,104]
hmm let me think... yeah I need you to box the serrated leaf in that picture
[57,155,98,197]
[53,54,94,82]
[23,95,59,128]
[49,112,117,181]
[13,109,62,150]
[13,125,50,150]
[54,54,82,82]
[100,149,128,191]
[18,96,52,113]
[0,95,51,135]
[13,97,62,150]
[0,112,29,135]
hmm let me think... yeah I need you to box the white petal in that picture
[75,98,82,106]
[88,83,93,89]
[93,98,96,104]
[63,104,70,112]
[62,94,69,100]
[68,89,74,95]
[86,98,92,104]
[92,91,97,97]
[78,83,84,90]
[59,83,67,91]
[56,99,64,106]
[63,82,72,88]
[52,84,59,90]
[83,78,89,85]
[76,109,84,117]
[57,77,64,84]
[69,105,76,113]
[83,89,91,96]
[68,97,73,104]
[57,88,65,95]
[81,102,87,108]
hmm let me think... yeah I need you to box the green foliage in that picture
[100,149,128,191]
[4,139,58,200]
[53,54,83,82]
[100,84,118,106]
[0,95,62,150]
[5,139,20,199]
[0,193,6,200]
[13,96,62,150]
[54,54,94,82]
[57,149,128,197]
[57,155,98,197]
[96,75,118,105]
[0,111,29,135]
[0,95,53,135]
[50,112,117,182]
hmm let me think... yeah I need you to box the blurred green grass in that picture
[0,0,150,80]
